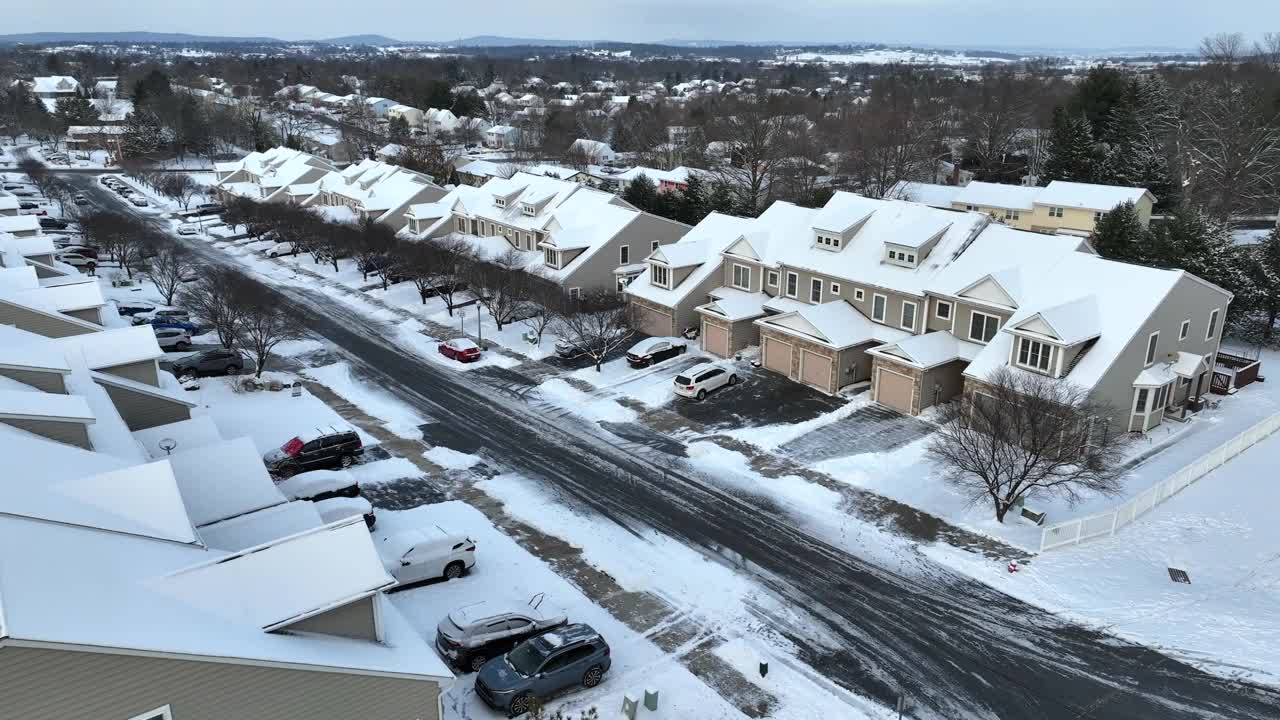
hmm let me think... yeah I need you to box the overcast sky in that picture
[10,0,1280,50]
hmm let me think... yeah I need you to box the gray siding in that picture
[946,299,1013,344]
[1089,274,1231,426]
[0,417,92,449]
[97,382,192,431]
[920,360,968,410]
[0,367,67,394]
[99,359,160,387]
[836,342,877,385]
[563,213,690,293]
[774,265,926,335]
[284,596,378,641]
[0,645,441,720]
[0,301,96,338]
[64,307,103,325]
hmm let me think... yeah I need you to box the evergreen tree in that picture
[121,109,167,158]
[1090,202,1147,262]
[675,174,708,225]
[1097,83,1143,186]
[387,115,412,145]
[621,173,657,213]
[706,181,737,215]
[1068,67,1130,138]
[1146,207,1254,327]
[1042,108,1098,183]
[53,95,100,128]
[131,69,173,111]
[1247,227,1280,343]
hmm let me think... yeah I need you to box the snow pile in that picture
[726,394,871,451]
[423,446,482,471]
[536,378,638,423]
[303,361,427,440]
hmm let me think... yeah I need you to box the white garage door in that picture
[703,321,730,357]
[800,350,834,393]
[763,336,793,376]
[875,368,916,414]
[634,305,672,338]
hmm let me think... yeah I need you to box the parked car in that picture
[475,624,611,717]
[439,338,481,363]
[18,201,39,210]
[672,362,737,401]
[275,468,360,502]
[315,496,376,529]
[177,223,199,235]
[625,337,687,368]
[113,300,156,316]
[129,195,149,208]
[54,252,96,272]
[169,348,251,379]
[262,426,364,477]
[132,308,191,326]
[57,245,98,259]
[178,267,198,283]
[265,241,295,257]
[554,330,626,360]
[381,526,477,586]
[193,202,224,214]
[9,188,36,197]
[73,193,89,206]
[436,599,568,673]
[98,176,115,186]
[153,327,192,352]
[38,217,68,230]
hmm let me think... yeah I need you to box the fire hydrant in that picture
[1007,559,1020,574]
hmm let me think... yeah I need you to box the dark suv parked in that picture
[262,427,364,477]
[475,624,611,717]
[170,349,249,377]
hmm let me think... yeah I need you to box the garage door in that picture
[703,321,730,357]
[763,336,793,376]
[875,368,916,414]
[800,350,833,392]
[634,305,671,338]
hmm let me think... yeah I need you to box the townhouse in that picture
[484,125,521,149]
[387,104,424,128]
[213,147,336,204]
[26,75,81,99]
[891,179,1156,236]
[624,192,1230,434]
[401,171,689,294]
[283,158,447,231]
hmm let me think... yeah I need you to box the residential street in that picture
[60,170,1280,720]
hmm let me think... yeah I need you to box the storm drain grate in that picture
[1167,567,1192,584]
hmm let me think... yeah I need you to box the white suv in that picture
[381,526,477,585]
[673,362,738,400]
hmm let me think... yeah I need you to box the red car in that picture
[439,338,481,363]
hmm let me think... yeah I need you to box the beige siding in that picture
[775,265,924,335]
[97,382,192,431]
[919,360,969,411]
[947,300,1012,345]
[284,596,379,641]
[98,359,160,387]
[0,417,92,449]
[0,301,97,338]
[0,367,67,394]
[561,213,690,293]
[0,645,441,720]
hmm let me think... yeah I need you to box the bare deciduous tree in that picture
[141,241,193,306]
[926,368,1127,523]
[553,290,633,372]
[236,281,305,378]
[469,248,531,330]
[423,235,475,315]
[179,267,249,349]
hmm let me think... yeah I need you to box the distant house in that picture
[898,180,1157,236]
[483,125,521,149]
[363,96,395,118]
[66,125,126,154]
[213,147,337,204]
[28,76,81,99]
[567,139,617,165]
[387,104,424,128]
[285,159,446,231]
[455,159,509,187]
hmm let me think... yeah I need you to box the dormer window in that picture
[494,197,507,208]
[815,233,841,250]
[544,247,560,268]
[650,263,671,289]
[885,246,917,267]
[521,203,535,216]
[1015,337,1055,374]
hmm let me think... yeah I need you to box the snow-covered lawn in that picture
[929,424,1280,686]
[301,361,429,440]
[536,378,638,423]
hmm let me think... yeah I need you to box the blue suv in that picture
[474,623,611,717]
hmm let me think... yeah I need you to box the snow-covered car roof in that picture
[276,469,358,500]
[314,496,373,524]
[679,362,725,377]
[448,601,564,631]
[629,336,683,354]
[445,338,479,350]
[296,424,357,443]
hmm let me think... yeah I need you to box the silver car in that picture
[153,327,192,352]
[436,598,567,673]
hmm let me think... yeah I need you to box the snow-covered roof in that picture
[297,158,444,219]
[0,215,42,234]
[197,500,324,552]
[0,234,55,256]
[697,287,769,322]
[54,324,162,370]
[276,469,357,501]
[31,75,80,94]
[0,323,71,372]
[569,139,615,158]
[0,194,18,212]
[757,300,911,349]
[626,211,779,308]
[10,278,104,312]
[523,164,581,180]
[457,159,506,178]
[216,147,335,201]
[133,415,224,460]
[1036,180,1152,211]
[884,181,964,209]
[0,387,94,422]
[165,436,287,527]
[952,181,1042,211]
[868,331,983,370]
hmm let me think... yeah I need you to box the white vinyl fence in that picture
[1040,412,1280,552]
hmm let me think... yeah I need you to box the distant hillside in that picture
[446,35,588,48]
[0,31,279,46]
[320,34,403,46]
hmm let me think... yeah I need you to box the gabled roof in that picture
[197,500,324,552]
[1010,296,1101,346]
[0,387,94,423]
[55,324,162,369]
[0,323,71,372]
[952,181,1042,211]
[165,436,287,527]
[696,287,769,322]
[756,300,909,349]
[884,181,964,209]
[869,331,982,370]
[0,215,42,234]
[1037,181,1152,211]
[625,212,758,308]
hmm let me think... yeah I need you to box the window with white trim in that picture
[969,311,1000,343]
[1145,331,1159,367]
[543,248,559,268]
[900,300,917,331]
[935,300,952,320]
[1016,337,1054,373]
[830,282,841,295]
[127,706,174,720]
[810,277,822,303]
[455,217,466,232]
[494,197,506,208]
[1093,211,1102,222]
[651,240,660,252]
[872,293,887,322]
[1206,309,1219,340]
[568,287,581,299]
[619,245,630,265]
[1179,318,1190,341]
[1048,206,1064,218]
[650,263,670,288]
[785,271,799,298]
[766,270,779,287]
[1004,209,1020,221]
[732,263,751,290]
[522,203,535,216]
[854,288,865,301]
[816,233,841,250]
